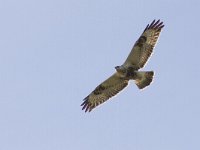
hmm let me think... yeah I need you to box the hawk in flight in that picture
[81,20,164,112]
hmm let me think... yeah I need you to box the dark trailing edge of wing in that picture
[143,19,164,32]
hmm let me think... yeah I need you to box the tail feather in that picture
[135,71,154,89]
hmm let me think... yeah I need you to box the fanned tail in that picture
[135,71,154,89]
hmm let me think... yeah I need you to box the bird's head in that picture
[115,66,120,70]
[115,66,126,74]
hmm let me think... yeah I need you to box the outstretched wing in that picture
[123,19,164,69]
[81,73,128,112]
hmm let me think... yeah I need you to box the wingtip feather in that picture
[81,96,92,113]
[144,19,164,32]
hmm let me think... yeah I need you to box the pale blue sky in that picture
[0,0,200,150]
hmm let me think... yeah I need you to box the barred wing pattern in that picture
[81,73,128,112]
[123,20,164,69]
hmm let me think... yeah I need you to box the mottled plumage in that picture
[81,20,164,112]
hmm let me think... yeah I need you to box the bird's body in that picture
[81,20,164,112]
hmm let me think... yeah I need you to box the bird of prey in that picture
[81,19,164,112]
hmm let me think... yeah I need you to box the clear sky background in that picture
[0,0,200,150]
